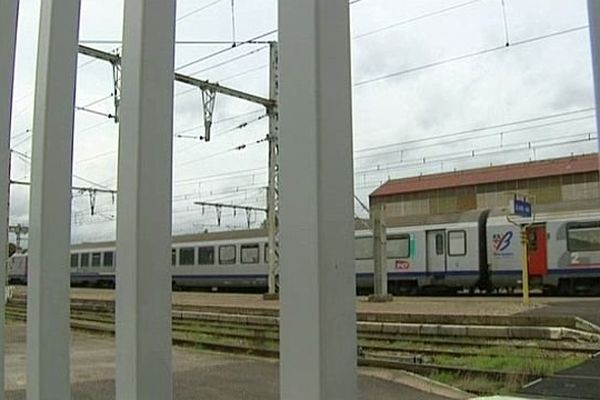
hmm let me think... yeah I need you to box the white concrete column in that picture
[0,1,20,399]
[278,0,357,399]
[372,203,389,298]
[26,1,81,399]
[587,0,600,156]
[115,1,176,399]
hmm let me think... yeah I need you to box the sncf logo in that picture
[493,231,513,252]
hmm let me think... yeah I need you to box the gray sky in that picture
[8,0,596,244]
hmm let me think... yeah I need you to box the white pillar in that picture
[115,1,176,399]
[27,1,81,399]
[372,202,390,299]
[278,0,357,399]
[0,1,20,399]
[587,0,600,156]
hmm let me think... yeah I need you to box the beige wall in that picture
[374,171,600,219]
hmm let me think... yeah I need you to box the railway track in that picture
[6,300,598,395]
[8,303,598,356]
[5,306,540,387]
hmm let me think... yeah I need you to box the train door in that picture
[526,225,548,277]
[426,230,446,274]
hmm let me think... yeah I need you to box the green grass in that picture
[433,352,585,376]
[431,371,521,395]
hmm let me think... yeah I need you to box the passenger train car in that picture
[8,200,600,295]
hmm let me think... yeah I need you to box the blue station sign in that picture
[512,198,532,218]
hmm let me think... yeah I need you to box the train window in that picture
[70,253,79,268]
[355,237,373,260]
[527,231,538,251]
[172,249,177,266]
[387,235,409,258]
[568,222,600,252]
[435,234,444,255]
[219,245,236,265]
[264,243,269,263]
[179,247,195,266]
[263,242,278,263]
[241,244,260,264]
[103,252,114,267]
[198,246,215,265]
[80,253,90,267]
[448,231,467,256]
[92,252,102,267]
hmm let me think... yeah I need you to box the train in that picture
[7,199,600,295]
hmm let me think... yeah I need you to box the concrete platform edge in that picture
[359,367,472,400]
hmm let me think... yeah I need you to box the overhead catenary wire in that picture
[80,93,114,109]
[355,107,595,154]
[188,46,269,77]
[176,135,268,167]
[79,40,273,45]
[42,2,592,238]
[355,114,596,161]
[10,149,113,191]
[354,25,589,87]
[174,113,267,139]
[355,131,598,176]
[175,29,278,72]
[175,0,487,75]
[75,106,115,119]
[354,0,484,40]
[175,64,268,98]
[177,0,226,22]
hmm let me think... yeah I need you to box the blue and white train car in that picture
[8,199,600,295]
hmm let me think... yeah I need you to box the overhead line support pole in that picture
[266,41,280,297]
[0,1,19,398]
[79,42,280,297]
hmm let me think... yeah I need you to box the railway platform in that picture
[8,287,600,399]
[520,355,600,400]
[13,287,557,316]
[4,322,462,400]
[518,297,600,327]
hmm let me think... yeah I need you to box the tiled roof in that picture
[370,154,599,198]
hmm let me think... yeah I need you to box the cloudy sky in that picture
[8,0,596,245]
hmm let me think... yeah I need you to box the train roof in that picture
[71,228,267,250]
[385,209,487,228]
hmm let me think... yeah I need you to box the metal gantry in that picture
[8,224,28,249]
[0,1,20,399]
[76,42,281,295]
[194,200,267,228]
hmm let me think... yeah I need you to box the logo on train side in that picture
[395,260,410,270]
[493,231,514,256]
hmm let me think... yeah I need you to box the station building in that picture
[369,153,600,222]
